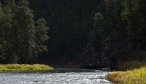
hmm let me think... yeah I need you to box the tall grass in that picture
[0,64,54,73]
[107,65,146,84]
[107,52,146,83]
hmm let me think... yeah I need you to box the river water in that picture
[0,69,112,84]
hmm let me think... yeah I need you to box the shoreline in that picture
[0,64,54,73]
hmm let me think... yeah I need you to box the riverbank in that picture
[106,52,146,84]
[107,65,146,83]
[0,64,54,73]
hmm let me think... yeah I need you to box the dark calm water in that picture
[0,69,112,84]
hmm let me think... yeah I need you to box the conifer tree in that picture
[0,0,50,63]
[35,18,49,61]
[14,0,36,63]
[0,2,6,62]
[36,18,49,53]
[2,0,16,63]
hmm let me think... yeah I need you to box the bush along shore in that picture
[0,64,54,73]
[107,61,146,84]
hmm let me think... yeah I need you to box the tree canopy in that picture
[0,0,146,69]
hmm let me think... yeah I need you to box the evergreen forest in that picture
[0,0,146,70]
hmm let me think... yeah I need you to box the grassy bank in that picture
[107,51,146,84]
[0,64,54,73]
[107,61,146,84]
[107,67,146,84]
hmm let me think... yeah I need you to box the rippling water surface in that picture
[0,69,112,84]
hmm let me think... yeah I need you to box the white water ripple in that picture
[0,71,112,84]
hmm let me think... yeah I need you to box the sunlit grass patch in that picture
[0,64,54,73]
[107,71,127,83]
[107,67,146,84]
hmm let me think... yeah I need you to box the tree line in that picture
[29,0,102,65]
[0,0,146,68]
[28,0,146,67]
[91,0,146,69]
[0,0,49,64]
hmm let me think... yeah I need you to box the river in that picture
[0,69,112,84]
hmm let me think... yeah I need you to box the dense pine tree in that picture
[36,18,49,53]
[0,0,49,64]
[0,2,6,63]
